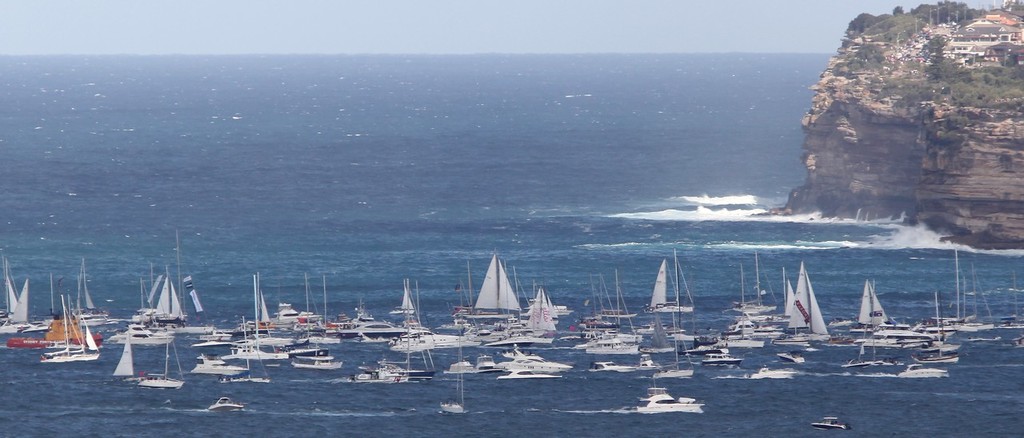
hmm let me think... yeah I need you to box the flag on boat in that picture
[183,275,194,290]
[189,290,204,313]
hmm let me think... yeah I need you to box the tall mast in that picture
[954,250,961,320]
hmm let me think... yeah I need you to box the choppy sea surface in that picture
[1,54,1022,437]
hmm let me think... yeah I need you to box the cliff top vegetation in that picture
[833,1,1024,111]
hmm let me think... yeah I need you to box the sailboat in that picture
[222,274,276,383]
[77,259,113,327]
[138,341,185,389]
[0,276,32,334]
[40,297,101,363]
[484,286,556,347]
[731,253,775,314]
[855,279,888,331]
[783,262,829,342]
[459,254,520,319]
[113,333,141,381]
[390,278,417,316]
[645,260,694,313]
[641,314,674,354]
[440,337,467,414]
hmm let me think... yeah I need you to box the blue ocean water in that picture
[1,54,1022,436]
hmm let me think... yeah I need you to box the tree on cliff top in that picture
[925,36,960,82]
[847,13,883,35]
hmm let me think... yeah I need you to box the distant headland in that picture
[779,2,1024,249]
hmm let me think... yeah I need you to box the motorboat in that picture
[589,361,638,372]
[842,357,903,368]
[683,345,728,356]
[811,416,851,430]
[218,371,272,384]
[583,333,640,355]
[272,302,320,326]
[635,386,704,413]
[701,353,742,366]
[637,354,661,371]
[497,369,561,379]
[208,397,244,412]
[390,330,481,352]
[446,354,502,374]
[107,324,175,346]
[777,351,805,364]
[897,364,948,378]
[912,352,959,364]
[291,356,343,370]
[190,354,248,375]
[221,344,289,361]
[336,320,408,340]
[495,348,572,373]
[748,367,797,379]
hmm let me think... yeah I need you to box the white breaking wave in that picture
[866,223,1024,255]
[607,206,834,222]
[711,240,860,251]
[674,194,759,206]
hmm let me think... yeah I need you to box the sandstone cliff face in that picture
[916,105,1024,248]
[785,58,1024,249]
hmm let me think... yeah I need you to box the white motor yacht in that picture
[495,352,572,373]
[497,369,561,379]
[748,367,797,379]
[190,354,247,375]
[108,324,175,346]
[897,364,949,378]
[589,361,638,372]
[701,353,742,366]
[635,386,704,413]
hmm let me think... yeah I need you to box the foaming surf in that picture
[610,193,912,225]
[673,194,759,206]
[866,224,1024,255]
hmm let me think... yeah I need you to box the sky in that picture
[0,1,930,55]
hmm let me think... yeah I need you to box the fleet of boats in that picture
[0,250,1011,416]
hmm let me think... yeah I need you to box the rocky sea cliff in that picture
[783,5,1024,249]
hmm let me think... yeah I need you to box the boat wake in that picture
[554,408,633,415]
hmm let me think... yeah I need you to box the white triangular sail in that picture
[649,259,668,308]
[525,287,556,332]
[783,267,794,317]
[400,279,416,313]
[788,262,828,335]
[474,254,520,311]
[84,320,99,352]
[4,258,17,314]
[259,289,271,323]
[147,274,164,307]
[857,280,887,326]
[113,334,134,377]
[81,259,97,310]
[11,279,29,324]
[156,276,173,315]
[169,281,183,318]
